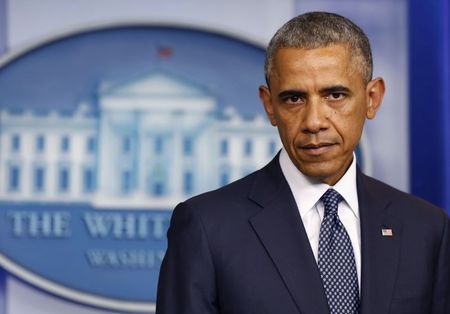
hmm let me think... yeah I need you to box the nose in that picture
[301,98,329,134]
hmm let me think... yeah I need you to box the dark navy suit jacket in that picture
[156,155,450,314]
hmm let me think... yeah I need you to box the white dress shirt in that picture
[279,149,361,292]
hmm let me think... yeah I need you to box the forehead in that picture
[271,45,363,87]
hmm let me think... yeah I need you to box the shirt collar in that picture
[279,148,359,219]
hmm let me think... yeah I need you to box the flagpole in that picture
[0,0,7,55]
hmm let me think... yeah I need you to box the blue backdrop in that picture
[409,0,450,213]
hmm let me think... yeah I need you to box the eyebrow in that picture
[319,85,351,95]
[277,90,307,100]
[277,85,352,100]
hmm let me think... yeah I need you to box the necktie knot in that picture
[320,188,343,216]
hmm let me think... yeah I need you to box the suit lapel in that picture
[357,170,402,314]
[248,158,329,314]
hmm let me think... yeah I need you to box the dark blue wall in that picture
[409,0,450,212]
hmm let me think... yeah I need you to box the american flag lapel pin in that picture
[381,228,393,237]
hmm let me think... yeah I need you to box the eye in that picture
[283,95,304,105]
[289,95,300,102]
[326,93,345,101]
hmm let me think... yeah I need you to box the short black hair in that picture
[265,12,373,85]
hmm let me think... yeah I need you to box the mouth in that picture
[298,142,336,156]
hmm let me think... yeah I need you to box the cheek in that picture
[336,115,365,145]
[339,101,367,125]
[275,113,301,144]
[278,122,297,141]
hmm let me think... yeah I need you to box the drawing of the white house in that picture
[0,69,280,209]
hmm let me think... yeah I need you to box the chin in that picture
[296,163,338,182]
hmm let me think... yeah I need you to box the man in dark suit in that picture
[156,12,449,314]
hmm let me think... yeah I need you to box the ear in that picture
[365,77,385,120]
[259,85,277,126]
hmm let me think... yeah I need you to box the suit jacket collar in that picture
[247,155,402,314]
[248,154,329,314]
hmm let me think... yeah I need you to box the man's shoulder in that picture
[172,167,263,224]
[193,174,254,200]
[183,154,281,211]
[360,172,447,222]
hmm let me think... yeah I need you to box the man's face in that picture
[259,44,384,185]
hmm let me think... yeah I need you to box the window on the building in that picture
[151,164,166,196]
[242,167,253,177]
[220,168,229,186]
[8,165,20,191]
[36,135,45,153]
[11,134,20,152]
[269,140,277,156]
[154,136,164,154]
[184,171,193,194]
[153,182,165,196]
[220,139,228,157]
[121,170,132,193]
[83,168,96,193]
[86,137,96,154]
[183,137,193,156]
[122,136,131,154]
[61,136,70,153]
[34,166,45,192]
[244,139,252,156]
[58,167,70,192]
